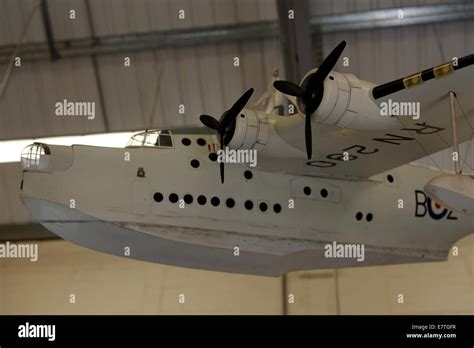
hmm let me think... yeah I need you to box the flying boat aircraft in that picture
[20,41,474,276]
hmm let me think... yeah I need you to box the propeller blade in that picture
[273,81,304,97]
[200,88,256,184]
[305,111,312,160]
[199,115,221,132]
[219,133,224,184]
[308,40,346,91]
[300,40,346,154]
[221,88,254,127]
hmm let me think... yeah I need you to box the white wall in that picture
[1,234,472,314]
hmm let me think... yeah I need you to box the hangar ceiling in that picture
[0,0,473,238]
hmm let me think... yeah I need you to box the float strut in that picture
[449,91,461,174]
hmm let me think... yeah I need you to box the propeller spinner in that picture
[200,88,254,184]
[273,40,346,160]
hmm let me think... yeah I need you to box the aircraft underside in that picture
[21,196,446,276]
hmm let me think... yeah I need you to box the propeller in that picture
[200,88,254,183]
[273,40,346,159]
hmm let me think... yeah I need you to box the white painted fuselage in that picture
[20,130,472,276]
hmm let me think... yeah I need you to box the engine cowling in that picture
[226,108,269,150]
[296,70,400,131]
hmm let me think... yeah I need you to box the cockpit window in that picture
[157,130,172,147]
[21,143,51,169]
[127,130,173,148]
[128,133,146,147]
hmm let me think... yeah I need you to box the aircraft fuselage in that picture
[20,131,472,276]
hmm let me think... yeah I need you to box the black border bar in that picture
[0,315,472,346]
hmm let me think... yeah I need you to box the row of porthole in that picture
[182,136,210,168]
[356,212,373,222]
[184,140,254,181]
[303,186,328,198]
[153,192,281,213]
[183,137,255,181]
[182,137,207,147]
[188,156,254,181]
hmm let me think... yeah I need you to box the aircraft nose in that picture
[21,143,73,172]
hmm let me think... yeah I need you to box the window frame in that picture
[126,130,174,149]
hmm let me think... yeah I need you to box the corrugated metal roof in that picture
[0,56,107,139]
[0,0,281,140]
[0,0,44,46]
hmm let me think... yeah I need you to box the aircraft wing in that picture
[298,55,474,179]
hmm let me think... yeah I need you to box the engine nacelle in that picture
[297,70,400,131]
[226,108,269,150]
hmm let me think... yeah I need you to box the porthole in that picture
[153,192,163,202]
[244,200,254,210]
[209,153,217,161]
[184,194,193,204]
[273,203,282,213]
[181,138,191,146]
[226,198,235,208]
[366,213,373,222]
[191,159,200,168]
[329,76,334,80]
[211,196,220,206]
[259,202,268,212]
[303,186,311,196]
[356,212,363,221]
[197,195,207,205]
[320,189,328,198]
[169,193,178,203]
[197,138,206,146]
[240,114,245,118]
[387,174,394,183]
[244,170,253,180]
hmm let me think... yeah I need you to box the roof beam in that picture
[84,0,110,132]
[39,0,60,60]
[276,0,312,83]
[1,3,474,64]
